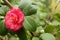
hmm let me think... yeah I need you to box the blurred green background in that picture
[0,0,60,40]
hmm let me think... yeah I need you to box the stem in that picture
[48,0,60,22]
[30,32,36,36]
[55,0,60,9]
[3,0,13,8]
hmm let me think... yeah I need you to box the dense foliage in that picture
[0,0,60,40]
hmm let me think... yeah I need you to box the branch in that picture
[47,0,60,22]
[55,0,60,9]
[3,0,13,8]
[30,32,36,36]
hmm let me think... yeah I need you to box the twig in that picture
[3,0,13,8]
[48,0,60,22]
[55,0,60,9]
[30,32,36,36]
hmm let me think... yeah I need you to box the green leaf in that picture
[0,0,4,4]
[0,5,9,16]
[54,14,60,22]
[37,0,51,19]
[24,16,38,32]
[52,20,60,26]
[36,26,44,34]
[8,30,15,36]
[40,33,55,40]
[16,28,27,40]
[0,16,4,20]
[8,0,20,7]
[37,8,48,19]
[19,0,37,16]
[32,37,39,40]
[26,31,32,40]
[51,20,60,31]
[19,0,32,9]
[0,20,8,36]
[9,36,19,40]
[45,25,56,33]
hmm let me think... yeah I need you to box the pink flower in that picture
[5,8,24,32]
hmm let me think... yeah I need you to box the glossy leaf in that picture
[45,25,57,33]
[19,0,37,16]
[0,20,8,36]
[16,28,27,40]
[0,5,9,16]
[8,0,20,7]
[40,33,55,40]
[32,37,39,40]
[36,26,44,34]
[24,16,38,32]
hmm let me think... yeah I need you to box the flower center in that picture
[10,16,18,24]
